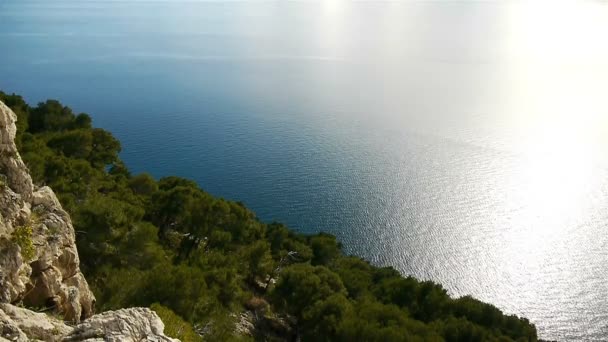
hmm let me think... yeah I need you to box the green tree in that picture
[310,233,341,266]
[240,240,273,284]
[29,99,75,132]
[301,293,353,341]
[129,173,158,196]
[333,257,374,299]
[271,263,346,319]
[89,128,121,168]
[47,130,93,159]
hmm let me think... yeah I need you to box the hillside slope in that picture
[0,92,538,342]
[0,100,176,341]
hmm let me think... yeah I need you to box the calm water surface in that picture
[2,1,608,340]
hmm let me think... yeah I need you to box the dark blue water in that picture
[2,1,608,340]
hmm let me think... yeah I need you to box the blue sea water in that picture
[2,1,608,340]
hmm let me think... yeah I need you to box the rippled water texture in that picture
[1,1,608,339]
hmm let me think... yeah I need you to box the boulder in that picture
[0,304,178,342]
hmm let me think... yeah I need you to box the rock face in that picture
[0,100,94,322]
[0,100,178,341]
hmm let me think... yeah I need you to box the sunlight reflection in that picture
[321,0,343,14]
[496,1,608,305]
[507,1,608,63]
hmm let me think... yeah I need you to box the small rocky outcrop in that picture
[0,100,177,341]
[0,303,71,341]
[65,308,178,342]
[0,303,178,342]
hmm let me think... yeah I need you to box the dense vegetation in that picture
[1,91,537,341]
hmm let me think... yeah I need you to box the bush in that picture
[12,224,35,261]
[150,303,203,342]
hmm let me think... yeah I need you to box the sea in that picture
[1,1,608,340]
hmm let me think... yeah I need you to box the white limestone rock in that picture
[65,308,179,342]
[0,303,71,342]
[0,101,95,322]
[0,304,179,342]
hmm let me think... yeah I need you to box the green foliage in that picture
[151,303,203,342]
[47,130,93,159]
[240,240,273,283]
[29,100,73,132]
[271,263,347,318]
[12,224,35,261]
[129,173,158,196]
[332,257,374,299]
[301,293,353,340]
[1,92,538,342]
[310,233,341,266]
[338,300,442,342]
[89,128,121,168]
[267,222,313,262]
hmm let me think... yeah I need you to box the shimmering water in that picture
[2,1,608,339]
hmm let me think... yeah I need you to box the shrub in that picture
[12,224,35,261]
[150,303,203,342]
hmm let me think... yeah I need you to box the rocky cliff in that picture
[0,101,177,341]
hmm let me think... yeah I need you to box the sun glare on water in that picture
[493,1,608,311]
